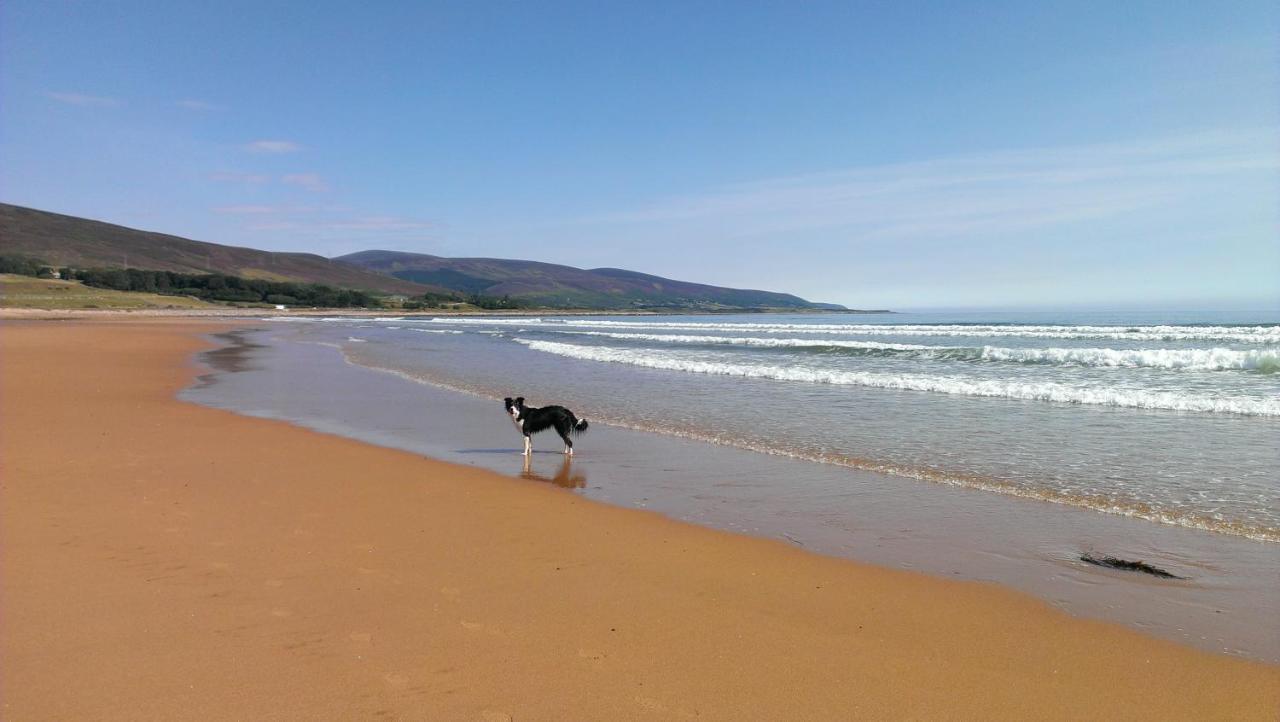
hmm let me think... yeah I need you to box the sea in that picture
[184,308,1279,660]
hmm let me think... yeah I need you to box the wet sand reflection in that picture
[521,455,586,489]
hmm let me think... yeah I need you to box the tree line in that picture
[68,267,381,307]
[403,291,530,310]
[1,253,535,310]
[1,254,377,307]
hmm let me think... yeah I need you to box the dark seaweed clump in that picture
[1080,553,1186,580]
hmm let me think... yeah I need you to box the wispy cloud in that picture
[582,129,1278,242]
[176,99,222,111]
[281,173,329,192]
[244,140,302,154]
[245,215,432,232]
[327,216,431,231]
[46,91,121,107]
[214,204,315,215]
[209,171,270,184]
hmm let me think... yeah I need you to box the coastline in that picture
[0,305,892,322]
[2,318,1276,720]
[187,324,1280,662]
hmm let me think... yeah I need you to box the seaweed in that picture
[1080,553,1186,580]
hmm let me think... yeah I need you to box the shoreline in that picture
[3,318,1277,719]
[188,323,1280,662]
[0,306,892,322]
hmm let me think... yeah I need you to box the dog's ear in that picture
[503,397,513,406]
[515,397,525,406]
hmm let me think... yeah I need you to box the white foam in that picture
[977,345,1280,372]
[515,339,1280,416]
[425,316,544,325]
[559,331,1280,371]
[402,317,1280,343]
[560,330,936,351]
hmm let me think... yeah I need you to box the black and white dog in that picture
[504,396,589,456]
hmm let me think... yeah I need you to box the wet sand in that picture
[2,319,1277,720]
[189,324,1280,662]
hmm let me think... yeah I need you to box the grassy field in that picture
[0,274,219,309]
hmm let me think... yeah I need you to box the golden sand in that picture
[2,320,1276,720]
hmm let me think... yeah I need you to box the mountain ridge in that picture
[337,249,846,310]
[0,203,438,296]
[0,203,851,310]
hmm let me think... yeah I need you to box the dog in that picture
[504,397,589,456]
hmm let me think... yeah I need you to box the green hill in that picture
[337,250,846,311]
[0,203,435,296]
[0,203,854,311]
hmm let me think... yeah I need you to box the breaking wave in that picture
[557,331,1280,372]
[415,317,1280,343]
[514,339,1280,416]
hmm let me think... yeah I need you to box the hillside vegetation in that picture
[338,250,846,311]
[0,204,435,295]
[1,203,856,311]
[0,274,218,310]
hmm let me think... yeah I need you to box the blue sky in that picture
[1,1,1276,309]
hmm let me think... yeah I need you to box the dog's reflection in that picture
[520,455,587,489]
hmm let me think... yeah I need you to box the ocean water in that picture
[274,310,1279,542]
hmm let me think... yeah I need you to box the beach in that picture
[2,319,1277,720]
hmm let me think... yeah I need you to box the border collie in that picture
[504,397,589,456]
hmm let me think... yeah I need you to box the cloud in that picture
[177,99,222,111]
[244,140,302,154]
[209,171,270,184]
[213,204,311,215]
[245,216,435,232]
[281,173,329,192]
[46,91,121,107]
[327,216,432,231]
[581,129,1278,243]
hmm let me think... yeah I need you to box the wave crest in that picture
[557,331,1280,372]
[514,339,1280,416]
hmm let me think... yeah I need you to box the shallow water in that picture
[183,322,1279,661]
[281,311,1279,542]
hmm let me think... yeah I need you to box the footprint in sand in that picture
[460,621,501,635]
[635,696,667,713]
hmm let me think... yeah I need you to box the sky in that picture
[1,1,1276,310]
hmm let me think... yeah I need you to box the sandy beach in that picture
[2,319,1277,720]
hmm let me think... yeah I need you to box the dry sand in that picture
[2,319,1276,720]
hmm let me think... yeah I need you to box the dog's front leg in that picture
[522,435,532,456]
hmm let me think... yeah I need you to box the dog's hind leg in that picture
[556,423,574,455]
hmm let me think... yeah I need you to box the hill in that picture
[0,204,435,295]
[337,249,845,310]
[0,273,218,310]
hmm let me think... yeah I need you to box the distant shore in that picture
[0,305,892,320]
[2,317,1276,719]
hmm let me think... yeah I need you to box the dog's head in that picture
[503,396,525,421]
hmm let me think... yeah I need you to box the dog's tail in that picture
[570,414,589,435]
